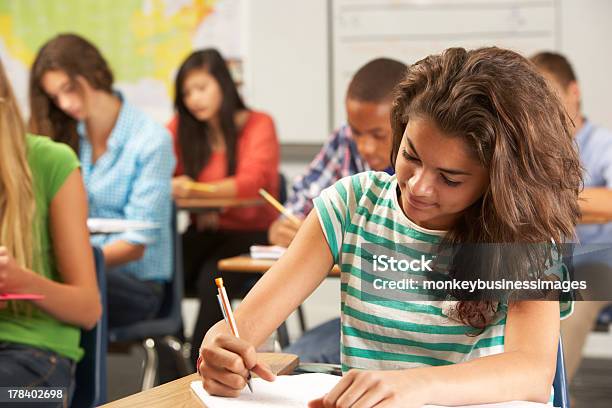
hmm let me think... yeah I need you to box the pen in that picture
[215,277,253,392]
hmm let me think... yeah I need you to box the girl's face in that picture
[395,117,489,230]
[41,69,87,120]
[182,69,223,122]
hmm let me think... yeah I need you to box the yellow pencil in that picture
[185,181,218,193]
[258,188,301,226]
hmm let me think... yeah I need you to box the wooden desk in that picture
[218,256,341,277]
[580,214,612,224]
[176,197,264,212]
[101,353,298,408]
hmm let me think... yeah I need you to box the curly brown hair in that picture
[28,33,114,152]
[390,47,582,330]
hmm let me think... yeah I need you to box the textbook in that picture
[190,373,549,407]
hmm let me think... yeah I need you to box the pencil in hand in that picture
[258,188,301,226]
[215,277,254,392]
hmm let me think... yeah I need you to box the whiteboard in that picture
[244,0,330,145]
[331,0,560,126]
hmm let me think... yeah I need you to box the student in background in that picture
[0,58,101,401]
[197,47,581,406]
[168,49,279,362]
[29,34,175,329]
[532,51,612,385]
[268,58,406,247]
[271,58,407,364]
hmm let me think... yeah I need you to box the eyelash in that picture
[402,150,461,187]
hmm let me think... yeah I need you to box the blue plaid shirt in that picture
[285,125,367,217]
[286,124,394,217]
[78,99,175,281]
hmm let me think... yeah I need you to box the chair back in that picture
[72,246,107,407]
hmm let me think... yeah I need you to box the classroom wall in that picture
[244,0,330,145]
[246,0,612,150]
[561,0,612,130]
[2,0,610,150]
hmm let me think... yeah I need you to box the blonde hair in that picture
[0,58,36,271]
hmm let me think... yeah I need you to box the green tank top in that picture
[0,135,83,361]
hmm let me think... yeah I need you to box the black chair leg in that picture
[297,305,307,334]
[277,322,290,348]
[161,336,193,375]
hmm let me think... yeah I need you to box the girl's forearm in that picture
[411,350,555,406]
[580,187,612,218]
[103,240,145,267]
[23,268,101,329]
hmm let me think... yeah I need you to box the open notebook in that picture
[190,374,550,407]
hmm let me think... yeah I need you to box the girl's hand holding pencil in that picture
[197,277,276,396]
[197,332,276,397]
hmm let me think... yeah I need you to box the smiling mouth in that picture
[407,194,437,210]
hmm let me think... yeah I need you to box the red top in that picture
[168,111,280,231]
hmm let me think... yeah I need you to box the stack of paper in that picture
[191,373,550,407]
[250,245,287,260]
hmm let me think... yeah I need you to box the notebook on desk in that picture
[190,374,549,407]
[191,374,338,407]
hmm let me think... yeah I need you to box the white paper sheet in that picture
[190,374,550,407]
[87,218,159,234]
[249,245,287,260]
[190,374,339,407]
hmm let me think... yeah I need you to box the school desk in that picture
[580,214,612,224]
[217,255,341,277]
[175,197,264,213]
[100,352,298,408]
[216,256,340,342]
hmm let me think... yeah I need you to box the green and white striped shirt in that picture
[314,171,571,372]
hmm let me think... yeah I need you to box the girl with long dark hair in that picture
[168,49,279,361]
